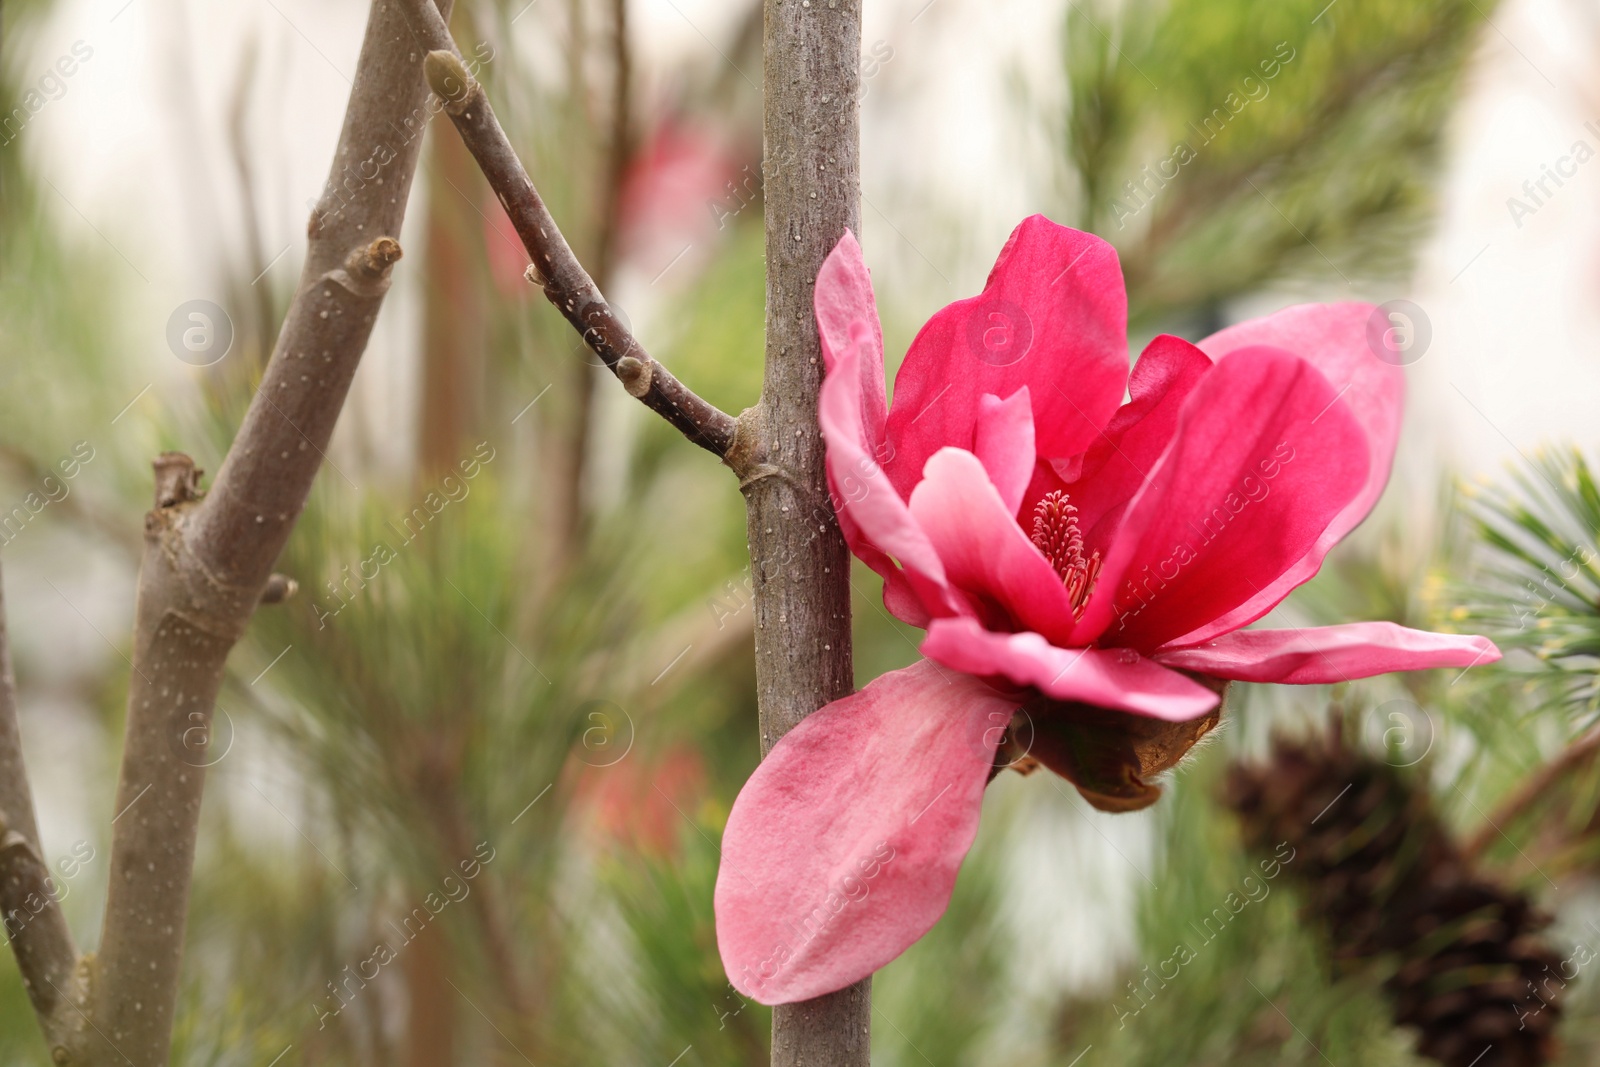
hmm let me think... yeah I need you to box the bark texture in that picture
[752,1,870,1062]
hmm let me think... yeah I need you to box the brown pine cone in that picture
[1225,722,1564,1067]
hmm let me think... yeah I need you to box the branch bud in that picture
[258,574,298,605]
[423,50,477,115]
[616,356,653,398]
[349,236,403,278]
[152,453,202,509]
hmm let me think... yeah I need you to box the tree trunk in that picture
[418,118,486,479]
[747,1,870,1063]
[404,921,458,1067]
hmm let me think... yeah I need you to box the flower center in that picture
[1029,491,1101,618]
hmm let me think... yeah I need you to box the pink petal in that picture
[973,389,1036,517]
[1154,622,1501,684]
[909,448,1081,642]
[1176,303,1400,645]
[817,235,961,624]
[816,231,887,444]
[1060,334,1214,540]
[882,216,1128,500]
[921,616,1221,721]
[1073,346,1369,652]
[715,660,1016,1005]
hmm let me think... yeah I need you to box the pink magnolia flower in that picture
[713,215,1499,1006]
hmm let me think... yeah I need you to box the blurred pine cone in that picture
[1224,723,1564,1067]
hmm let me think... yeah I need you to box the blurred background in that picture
[4,0,1600,1062]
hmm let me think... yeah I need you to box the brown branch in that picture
[0,827,78,1043]
[754,2,870,1061]
[0,561,81,1053]
[394,0,739,460]
[1463,721,1600,864]
[80,3,455,1063]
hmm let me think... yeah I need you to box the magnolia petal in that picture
[817,234,960,623]
[882,216,1127,501]
[816,230,888,446]
[974,389,1036,517]
[1177,303,1400,644]
[920,616,1221,721]
[1154,622,1501,684]
[715,660,1016,1005]
[1073,346,1369,652]
[909,448,1083,643]
[1063,334,1214,542]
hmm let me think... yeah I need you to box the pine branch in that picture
[1463,720,1600,863]
[79,2,455,1062]
[0,561,81,1053]
[394,0,739,460]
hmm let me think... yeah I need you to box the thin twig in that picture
[0,825,79,1035]
[0,560,80,1051]
[1463,721,1600,863]
[395,0,739,460]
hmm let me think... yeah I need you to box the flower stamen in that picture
[1030,491,1101,618]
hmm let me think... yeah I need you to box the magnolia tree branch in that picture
[0,563,81,1050]
[74,2,453,1063]
[752,2,869,1062]
[394,0,739,459]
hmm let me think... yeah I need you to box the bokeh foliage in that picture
[1059,0,1489,325]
